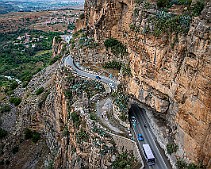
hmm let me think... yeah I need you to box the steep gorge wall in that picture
[82,0,211,167]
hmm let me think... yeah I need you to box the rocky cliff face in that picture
[80,0,211,167]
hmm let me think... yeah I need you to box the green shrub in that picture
[112,151,136,169]
[0,104,11,113]
[104,38,127,56]
[157,0,170,8]
[187,163,199,169]
[103,61,122,70]
[134,8,139,17]
[130,24,140,32]
[71,112,81,128]
[22,81,29,88]
[122,64,132,76]
[176,158,187,169]
[135,0,144,5]
[191,1,204,16]
[62,126,69,136]
[49,55,61,65]
[90,113,97,120]
[9,97,21,106]
[104,38,119,49]
[67,23,75,30]
[35,87,44,95]
[76,129,89,142]
[24,128,41,143]
[10,81,18,90]
[55,36,62,43]
[167,143,178,154]
[150,12,191,36]
[79,13,85,19]
[0,128,8,139]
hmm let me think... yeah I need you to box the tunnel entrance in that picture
[128,103,172,169]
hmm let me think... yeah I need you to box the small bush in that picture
[0,128,8,139]
[22,81,29,88]
[104,38,127,56]
[35,87,44,95]
[0,104,11,113]
[10,81,18,90]
[79,13,85,19]
[49,55,62,65]
[103,61,122,70]
[55,36,62,43]
[24,128,41,143]
[76,129,89,142]
[187,163,199,169]
[9,97,21,106]
[104,38,120,49]
[176,158,187,169]
[62,126,69,136]
[71,112,81,128]
[191,1,204,16]
[135,0,144,5]
[112,151,136,169]
[157,0,170,8]
[90,113,97,121]
[167,143,178,154]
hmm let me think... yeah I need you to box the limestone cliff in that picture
[78,0,211,167]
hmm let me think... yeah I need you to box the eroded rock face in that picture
[82,0,211,167]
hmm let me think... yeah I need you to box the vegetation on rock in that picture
[167,143,178,154]
[35,87,44,95]
[71,111,81,128]
[24,128,41,143]
[0,128,8,139]
[104,38,127,56]
[112,151,136,169]
[0,104,11,113]
[9,97,22,106]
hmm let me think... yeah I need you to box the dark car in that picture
[96,76,101,80]
[138,134,144,141]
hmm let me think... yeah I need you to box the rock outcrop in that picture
[78,0,211,167]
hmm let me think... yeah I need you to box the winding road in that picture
[63,55,171,169]
[64,55,118,90]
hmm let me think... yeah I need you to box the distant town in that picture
[0,0,84,14]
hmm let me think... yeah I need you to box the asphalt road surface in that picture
[130,104,172,169]
[64,55,118,90]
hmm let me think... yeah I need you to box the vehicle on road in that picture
[131,116,136,123]
[137,133,144,141]
[109,83,114,88]
[144,123,147,128]
[96,75,101,80]
[142,144,155,166]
